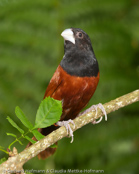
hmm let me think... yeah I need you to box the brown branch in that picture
[0,89,139,174]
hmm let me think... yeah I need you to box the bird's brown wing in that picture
[43,65,63,99]
[26,65,63,159]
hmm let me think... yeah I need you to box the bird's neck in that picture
[60,48,99,77]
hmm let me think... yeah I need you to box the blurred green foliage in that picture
[0,0,139,173]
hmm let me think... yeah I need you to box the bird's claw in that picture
[91,103,107,124]
[92,116,103,124]
[79,103,107,124]
[56,119,75,143]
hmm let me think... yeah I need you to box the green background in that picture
[0,0,139,173]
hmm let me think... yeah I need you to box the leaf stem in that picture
[8,130,32,150]
[8,139,18,150]
[0,149,9,154]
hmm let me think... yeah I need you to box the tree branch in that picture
[0,89,139,173]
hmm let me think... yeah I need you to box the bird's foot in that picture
[91,103,107,124]
[79,103,107,124]
[56,119,75,143]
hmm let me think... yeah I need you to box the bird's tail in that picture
[26,125,58,160]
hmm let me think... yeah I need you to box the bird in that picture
[27,28,101,159]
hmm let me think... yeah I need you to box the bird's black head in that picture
[60,28,99,77]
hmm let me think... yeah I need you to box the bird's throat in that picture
[60,51,99,77]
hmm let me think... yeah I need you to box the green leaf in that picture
[0,157,7,164]
[34,97,62,129]
[24,136,36,144]
[32,129,45,141]
[6,133,17,138]
[7,116,24,134]
[15,106,34,129]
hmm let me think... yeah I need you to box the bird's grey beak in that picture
[61,29,75,44]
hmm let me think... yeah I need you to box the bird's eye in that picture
[78,32,83,38]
